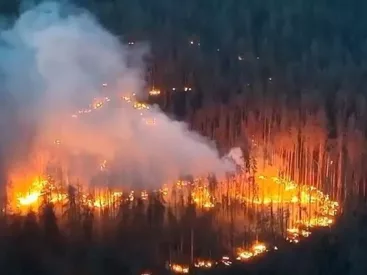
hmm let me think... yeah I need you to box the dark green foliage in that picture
[2,0,367,121]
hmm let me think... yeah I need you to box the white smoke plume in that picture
[0,1,234,191]
[226,147,244,168]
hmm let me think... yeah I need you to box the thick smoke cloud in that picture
[0,1,234,191]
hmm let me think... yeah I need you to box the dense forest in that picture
[1,0,367,274]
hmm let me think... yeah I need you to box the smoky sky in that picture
[0,1,234,191]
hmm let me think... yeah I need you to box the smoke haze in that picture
[0,1,234,191]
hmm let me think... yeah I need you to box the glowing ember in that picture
[236,243,268,261]
[100,159,107,171]
[170,264,189,274]
[194,259,214,268]
[92,101,103,109]
[143,117,156,125]
[149,89,161,96]
[221,256,232,266]
[286,228,312,243]
[141,190,148,200]
[133,102,149,110]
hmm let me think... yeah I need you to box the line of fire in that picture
[3,88,340,274]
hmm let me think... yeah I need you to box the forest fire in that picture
[12,174,338,215]
[10,171,339,231]
[0,2,359,274]
[3,85,340,274]
[5,88,340,267]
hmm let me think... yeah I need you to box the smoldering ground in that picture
[0,1,234,191]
